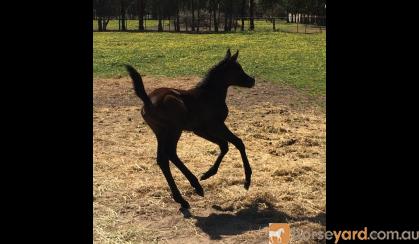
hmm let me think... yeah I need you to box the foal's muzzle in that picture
[246,77,256,88]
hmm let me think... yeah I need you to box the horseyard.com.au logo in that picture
[268,224,419,243]
[269,223,290,244]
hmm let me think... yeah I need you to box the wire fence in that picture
[93,16,326,34]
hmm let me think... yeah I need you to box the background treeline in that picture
[93,0,326,32]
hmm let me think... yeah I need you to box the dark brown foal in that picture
[125,49,255,209]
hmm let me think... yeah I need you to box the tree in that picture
[240,0,246,31]
[137,0,146,31]
[210,0,219,32]
[174,0,181,31]
[249,0,255,30]
[94,0,116,31]
[119,0,127,31]
[197,0,202,32]
[191,0,195,31]
[148,0,164,31]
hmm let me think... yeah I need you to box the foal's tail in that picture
[124,65,152,106]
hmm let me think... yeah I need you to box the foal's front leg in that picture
[194,130,229,181]
[214,124,252,190]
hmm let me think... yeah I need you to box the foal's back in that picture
[141,87,191,130]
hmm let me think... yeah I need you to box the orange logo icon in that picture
[269,223,290,244]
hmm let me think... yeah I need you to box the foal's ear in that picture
[225,49,231,59]
[231,50,239,62]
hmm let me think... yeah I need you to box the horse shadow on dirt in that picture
[182,197,325,240]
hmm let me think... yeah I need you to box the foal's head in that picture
[204,49,255,88]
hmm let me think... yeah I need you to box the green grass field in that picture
[93,23,325,97]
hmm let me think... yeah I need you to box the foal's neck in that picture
[195,77,229,102]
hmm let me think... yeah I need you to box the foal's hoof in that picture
[200,174,209,181]
[179,207,192,218]
[195,185,205,197]
[244,180,251,190]
[200,171,216,181]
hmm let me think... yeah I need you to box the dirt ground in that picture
[93,75,326,243]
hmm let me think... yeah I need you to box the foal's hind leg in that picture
[167,131,204,197]
[156,136,190,209]
[194,130,229,181]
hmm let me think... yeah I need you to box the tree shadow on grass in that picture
[183,197,325,240]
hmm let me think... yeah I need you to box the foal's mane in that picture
[195,57,229,88]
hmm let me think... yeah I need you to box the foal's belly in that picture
[182,108,228,131]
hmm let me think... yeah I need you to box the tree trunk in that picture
[197,7,200,32]
[158,18,163,31]
[228,4,233,31]
[272,18,275,31]
[120,0,126,31]
[138,0,145,31]
[158,5,163,32]
[98,18,103,31]
[185,17,188,31]
[241,0,245,31]
[191,0,195,31]
[217,4,221,31]
[224,10,228,31]
[176,9,180,32]
[209,11,212,31]
[213,6,218,32]
[249,0,255,30]
[228,0,233,31]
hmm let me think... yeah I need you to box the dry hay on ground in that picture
[93,76,326,243]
